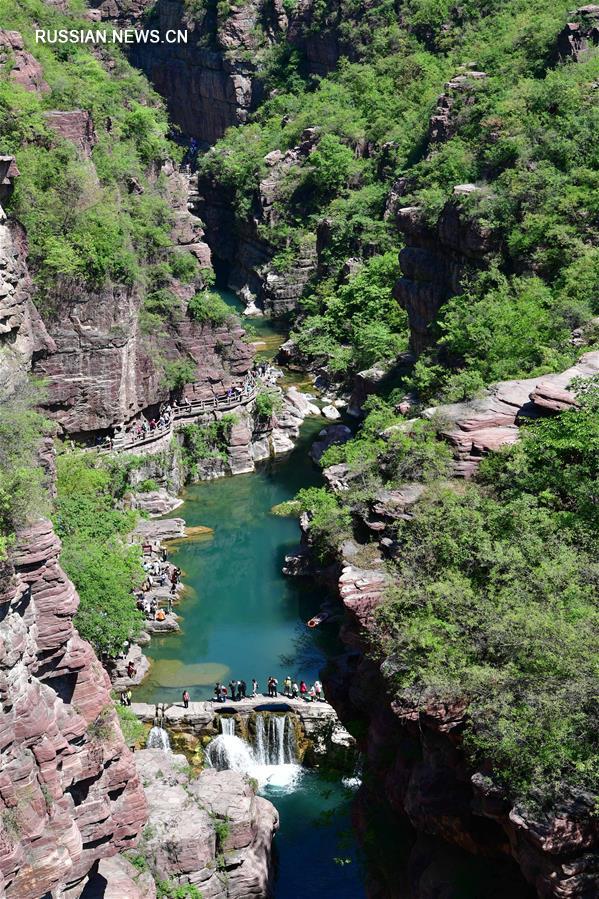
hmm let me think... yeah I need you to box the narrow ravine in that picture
[135,293,366,897]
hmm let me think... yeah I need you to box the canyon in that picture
[0,1,598,897]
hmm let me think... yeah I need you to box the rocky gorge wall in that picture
[0,25,255,438]
[88,0,367,318]
[91,0,347,146]
[29,152,254,437]
[0,159,54,403]
[313,360,599,898]
[0,517,147,898]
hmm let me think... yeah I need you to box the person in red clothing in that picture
[299,680,307,698]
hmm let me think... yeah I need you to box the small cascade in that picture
[147,725,171,751]
[206,713,302,790]
[220,717,236,736]
[206,734,255,772]
[255,714,266,763]
[343,755,363,790]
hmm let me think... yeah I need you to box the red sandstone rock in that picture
[421,351,599,477]
[0,519,147,898]
[44,110,98,158]
[0,31,49,94]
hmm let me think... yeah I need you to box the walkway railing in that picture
[94,381,258,455]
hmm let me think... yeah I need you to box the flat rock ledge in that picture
[131,698,354,762]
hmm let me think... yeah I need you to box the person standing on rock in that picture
[240,680,247,699]
[314,680,323,701]
[182,690,190,709]
[299,680,307,699]
[229,680,237,701]
[291,682,299,699]
[126,688,132,707]
[220,684,227,702]
[283,675,292,697]
[252,678,258,697]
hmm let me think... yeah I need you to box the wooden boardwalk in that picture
[93,382,258,455]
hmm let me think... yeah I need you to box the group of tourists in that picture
[213,679,253,702]
[208,676,325,704]
[96,363,276,453]
[131,556,181,621]
[271,676,324,701]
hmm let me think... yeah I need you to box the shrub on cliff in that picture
[295,487,352,560]
[254,390,282,419]
[1,0,178,306]
[0,388,50,560]
[180,415,237,476]
[371,391,599,802]
[54,454,144,657]
[162,358,198,391]
[188,290,233,325]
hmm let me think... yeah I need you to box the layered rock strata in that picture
[0,519,147,898]
[92,0,349,146]
[324,557,598,899]
[393,192,497,355]
[134,748,278,898]
[424,350,599,477]
[0,159,54,401]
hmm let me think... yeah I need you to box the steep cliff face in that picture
[392,189,497,356]
[28,149,254,435]
[1,25,254,438]
[134,749,278,898]
[324,561,598,899]
[194,133,319,315]
[91,0,347,146]
[0,518,147,898]
[0,159,54,402]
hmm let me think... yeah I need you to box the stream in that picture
[137,290,366,897]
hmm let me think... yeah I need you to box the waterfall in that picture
[206,734,255,773]
[147,725,171,751]
[220,717,236,736]
[206,713,301,790]
[255,714,266,764]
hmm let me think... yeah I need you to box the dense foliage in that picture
[0,0,189,314]
[201,0,598,392]
[180,414,237,476]
[53,453,144,656]
[0,387,50,561]
[298,382,599,804]
[373,385,599,802]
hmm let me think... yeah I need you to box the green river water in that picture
[137,291,366,897]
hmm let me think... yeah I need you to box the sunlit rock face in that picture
[0,519,147,899]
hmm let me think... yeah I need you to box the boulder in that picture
[133,750,278,898]
[0,30,49,94]
[310,424,352,463]
[130,489,183,517]
[321,404,341,420]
